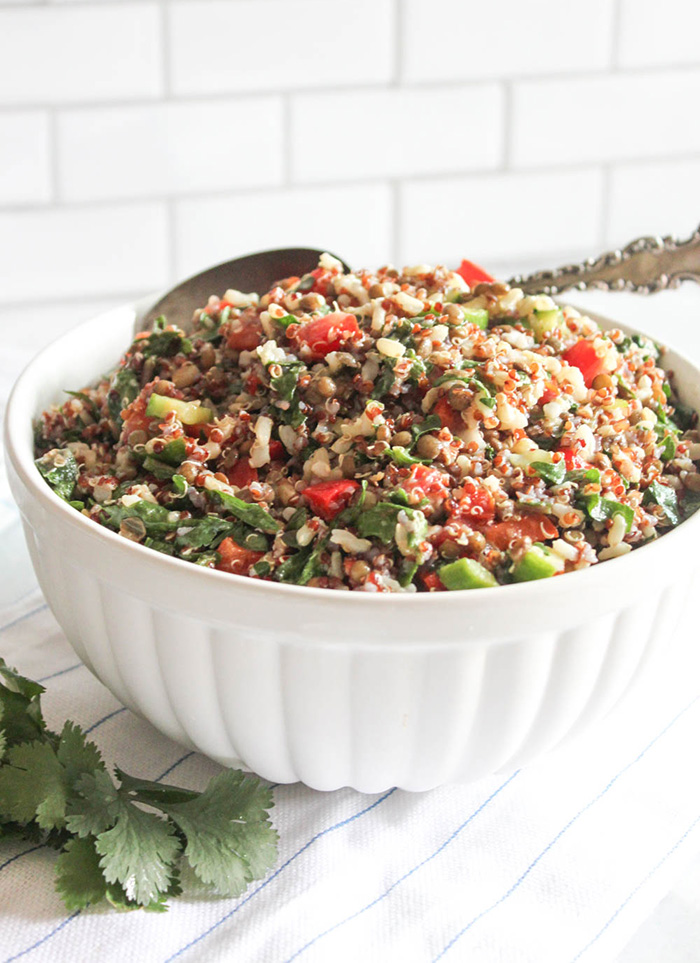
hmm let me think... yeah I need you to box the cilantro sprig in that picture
[0,660,277,912]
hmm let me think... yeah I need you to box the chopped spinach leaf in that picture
[107,368,140,427]
[565,466,601,485]
[371,364,395,399]
[410,415,441,444]
[275,538,327,585]
[531,460,566,486]
[35,450,79,502]
[579,494,635,531]
[387,447,430,467]
[643,480,680,526]
[211,491,280,534]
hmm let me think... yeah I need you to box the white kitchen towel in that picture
[2,342,700,963]
[1,506,700,963]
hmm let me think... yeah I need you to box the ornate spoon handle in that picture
[509,225,700,296]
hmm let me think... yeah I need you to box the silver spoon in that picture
[142,227,700,334]
[509,224,700,296]
[141,247,351,332]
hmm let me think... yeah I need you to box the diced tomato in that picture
[482,515,558,551]
[539,382,559,406]
[456,259,495,288]
[452,480,495,524]
[294,312,361,360]
[403,464,450,503]
[310,267,333,296]
[433,397,464,435]
[558,447,587,471]
[303,479,360,521]
[562,339,605,388]
[269,440,285,461]
[227,459,258,489]
[421,572,445,592]
[216,537,264,575]
[226,317,262,351]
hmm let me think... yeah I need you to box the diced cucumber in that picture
[461,307,489,330]
[531,308,563,342]
[512,545,559,582]
[438,557,498,590]
[146,393,214,425]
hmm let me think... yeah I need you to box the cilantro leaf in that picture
[94,798,180,906]
[55,836,108,911]
[0,660,279,913]
[0,659,47,749]
[66,769,121,838]
[57,722,105,786]
[0,741,67,830]
[154,770,277,896]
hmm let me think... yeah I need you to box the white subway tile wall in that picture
[0,0,698,349]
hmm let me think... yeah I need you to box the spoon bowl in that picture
[141,247,352,331]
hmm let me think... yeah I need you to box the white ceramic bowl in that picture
[6,301,700,792]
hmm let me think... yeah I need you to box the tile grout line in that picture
[391,179,401,266]
[159,0,173,101]
[47,109,61,204]
[392,0,403,87]
[3,61,700,118]
[5,151,700,222]
[283,93,293,187]
[599,164,612,249]
[610,0,624,72]
[501,80,513,171]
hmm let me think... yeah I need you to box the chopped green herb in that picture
[211,491,280,534]
[410,415,441,444]
[387,447,430,467]
[565,466,601,485]
[172,475,188,496]
[371,364,396,399]
[35,449,79,502]
[357,501,427,549]
[643,480,680,526]
[579,494,635,532]
[107,368,140,428]
[275,538,327,585]
[531,460,566,486]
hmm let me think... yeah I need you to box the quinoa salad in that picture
[34,254,700,593]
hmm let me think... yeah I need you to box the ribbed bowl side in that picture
[15,511,689,793]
